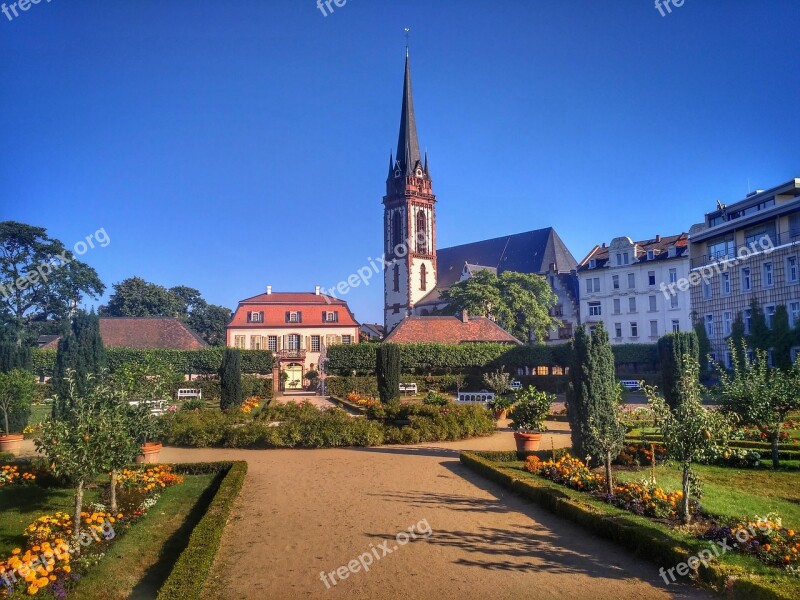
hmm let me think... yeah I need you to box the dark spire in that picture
[395,53,422,177]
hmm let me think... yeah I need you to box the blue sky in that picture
[2,0,799,325]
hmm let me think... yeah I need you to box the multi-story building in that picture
[577,234,692,344]
[226,286,360,389]
[688,178,800,365]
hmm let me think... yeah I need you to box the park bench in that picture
[619,380,642,391]
[177,388,202,401]
[128,399,168,415]
[399,383,418,395]
[457,391,495,405]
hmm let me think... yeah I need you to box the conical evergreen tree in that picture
[53,310,105,417]
[219,348,243,409]
[657,331,699,411]
[771,305,793,370]
[748,299,770,352]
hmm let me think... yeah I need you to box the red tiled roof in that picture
[384,315,522,345]
[228,292,359,328]
[38,318,208,350]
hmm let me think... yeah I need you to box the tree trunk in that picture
[681,464,691,524]
[605,451,613,495]
[110,469,118,513]
[73,479,85,553]
[771,431,780,469]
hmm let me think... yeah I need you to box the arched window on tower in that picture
[420,264,427,291]
[391,211,403,250]
[393,263,400,292]
[416,210,427,254]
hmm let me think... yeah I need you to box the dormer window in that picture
[668,246,677,258]
[647,250,655,261]
[323,311,339,323]
[247,311,264,323]
[285,311,302,323]
[589,259,597,269]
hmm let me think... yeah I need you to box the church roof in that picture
[416,228,578,307]
[383,315,521,345]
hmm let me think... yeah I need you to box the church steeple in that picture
[394,53,423,178]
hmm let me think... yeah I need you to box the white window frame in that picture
[765,304,776,329]
[787,256,798,283]
[630,321,638,338]
[648,295,657,312]
[790,301,800,328]
[721,271,731,295]
[613,298,621,315]
[741,267,752,291]
[671,319,680,333]
[669,268,677,284]
[763,262,774,288]
[588,302,602,317]
[705,314,714,337]
[723,311,732,336]
[627,273,636,289]
[612,275,620,290]
[614,322,622,338]
[628,297,636,313]
[649,320,658,337]
[648,270,656,286]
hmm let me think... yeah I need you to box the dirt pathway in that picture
[159,424,712,600]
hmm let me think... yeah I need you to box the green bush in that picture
[157,462,247,600]
[376,344,401,404]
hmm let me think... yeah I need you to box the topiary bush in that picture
[376,344,401,404]
[218,349,243,410]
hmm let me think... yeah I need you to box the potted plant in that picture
[129,402,164,464]
[0,369,36,455]
[487,394,514,419]
[509,386,554,453]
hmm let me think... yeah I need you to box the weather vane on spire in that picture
[405,27,410,56]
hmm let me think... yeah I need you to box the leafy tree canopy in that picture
[440,270,559,342]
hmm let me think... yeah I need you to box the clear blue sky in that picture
[2,0,799,324]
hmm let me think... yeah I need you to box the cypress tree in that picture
[730,312,746,370]
[53,310,105,417]
[376,343,401,404]
[566,325,593,460]
[0,341,31,373]
[219,348,243,409]
[693,320,711,376]
[748,299,770,352]
[657,331,700,411]
[771,305,793,370]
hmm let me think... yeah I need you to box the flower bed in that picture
[703,514,799,569]
[0,465,36,488]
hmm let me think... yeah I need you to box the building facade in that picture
[577,234,692,344]
[226,287,359,389]
[688,178,800,365]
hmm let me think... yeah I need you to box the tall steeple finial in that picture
[405,27,410,58]
[395,40,422,178]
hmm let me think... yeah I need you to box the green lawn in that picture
[29,403,52,425]
[615,463,800,525]
[75,473,218,600]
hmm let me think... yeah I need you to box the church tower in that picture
[383,50,437,332]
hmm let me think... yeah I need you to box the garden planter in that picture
[514,431,542,453]
[0,434,24,454]
[493,409,509,419]
[136,442,163,464]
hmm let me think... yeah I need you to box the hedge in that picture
[460,451,798,600]
[31,347,274,376]
[324,342,657,376]
[157,461,248,600]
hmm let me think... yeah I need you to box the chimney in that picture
[266,286,272,295]
[656,234,661,242]
[315,285,321,295]
[461,309,469,322]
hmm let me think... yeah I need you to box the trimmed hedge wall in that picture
[461,451,797,600]
[157,461,248,600]
[32,347,274,376]
[324,342,657,376]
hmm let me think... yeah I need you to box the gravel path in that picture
[155,424,713,600]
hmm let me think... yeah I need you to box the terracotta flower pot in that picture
[136,442,163,464]
[493,408,509,419]
[0,434,24,455]
[514,431,542,453]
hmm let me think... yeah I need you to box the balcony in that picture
[690,230,800,269]
[276,349,307,361]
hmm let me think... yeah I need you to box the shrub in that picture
[0,369,36,435]
[219,349,243,410]
[422,391,449,406]
[657,331,700,410]
[509,386,553,432]
[376,344,401,404]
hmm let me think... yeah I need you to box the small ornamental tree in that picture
[36,372,136,548]
[0,369,36,436]
[657,331,699,410]
[645,356,732,524]
[219,348,243,409]
[53,310,105,418]
[482,366,511,396]
[376,343,401,404]
[714,341,800,468]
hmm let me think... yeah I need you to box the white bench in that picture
[399,383,418,395]
[457,391,495,405]
[510,380,523,391]
[177,388,202,401]
[128,400,167,415]
[620,380,642,391]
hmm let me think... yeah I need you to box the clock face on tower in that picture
[415,167,423,177]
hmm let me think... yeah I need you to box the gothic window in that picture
[393,263,400,292]
[420,264,427,291]
[416,210,427,254]
[391,211,403,249]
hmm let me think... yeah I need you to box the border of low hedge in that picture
[624,437,800,461]
[460,451,797,600]
[156,461,248,600]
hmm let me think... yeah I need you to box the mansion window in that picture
[268,336,277,352]
[234,335,245,349]
[788,256,799,283]
[311,335,321,352]
[251,336,262,350]
[588,302,602,317]
[324,311,339,323]
[286,311,302,323]
[287,334,301,351]
[247,311,264,323]
[420,264,427,290]
[341,335,353,345]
